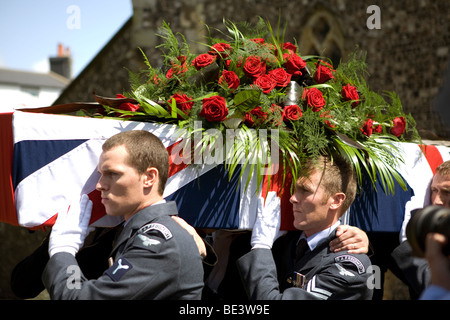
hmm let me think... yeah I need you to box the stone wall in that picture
[55,0,449,138]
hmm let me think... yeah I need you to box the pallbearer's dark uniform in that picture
[237,229,373,300]
[43,201,204,299]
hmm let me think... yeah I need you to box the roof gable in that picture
[0,68,70,89]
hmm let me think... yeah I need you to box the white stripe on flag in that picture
[13,111,181,228]
[13,111,180,147]
[14,139,104,227]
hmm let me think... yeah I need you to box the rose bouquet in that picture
[87,18,419,193]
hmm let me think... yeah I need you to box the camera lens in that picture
[406,205,450,257]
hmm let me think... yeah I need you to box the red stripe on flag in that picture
[261,164,295,231]
[167,140,190,178]
[88,189,106,224]
[0,113,18,226]
[420,144,444,174]
[29,190,105,230]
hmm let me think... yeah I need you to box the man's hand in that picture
[172,216,207,259]
[251,191,286,249]
[48,194,93,257]
[329,225,369,254]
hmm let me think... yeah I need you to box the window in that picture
[299,9,344,67]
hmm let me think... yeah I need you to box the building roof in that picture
[0,68,70,89]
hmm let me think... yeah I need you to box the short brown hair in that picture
[102,130,169,195]
[436,160,450,177]
[298,154,357,215]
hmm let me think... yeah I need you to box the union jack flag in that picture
[4,111,287,230]
[1,111,449,235]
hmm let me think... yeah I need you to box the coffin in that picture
[1,110,449,235]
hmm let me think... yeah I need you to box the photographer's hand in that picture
[425,233,450,291]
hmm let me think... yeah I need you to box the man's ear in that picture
[143,167,159,188]
[329,192,346,210]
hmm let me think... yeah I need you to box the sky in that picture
[0,0,133,78]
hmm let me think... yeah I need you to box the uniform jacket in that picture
[42,201,204,300]
[237,230,373,300]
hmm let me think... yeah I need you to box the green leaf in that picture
[233,90,261,112]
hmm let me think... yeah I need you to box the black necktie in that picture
[295,238,308,263]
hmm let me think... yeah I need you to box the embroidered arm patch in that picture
[106,257,133,282]
[133,233,164,253]
[334,254,366,274]
[138,223,173,240]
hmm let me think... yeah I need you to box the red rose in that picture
[244,113,255,126]
[282,104,303,121]
[192,53,216,70]
[168,93,194,119]
[176,55,187,64]
[254,74,277,94]
[283,52,306,77]
[314,63,334,84]
[391,116,406,137]
[209,43,232,59]
[341,83,360,107]
[244,106,268,127]
[361,118,373,137]
[166,55,188,79]
[200,96,229,122]
[283,42,297,53]
[303,87,326,112]
[219,70,240,90]
[243,55,266,79]
[250,38,265,44]
[116,94,140,112]
[374,125,382,133]
[268,68,292,88]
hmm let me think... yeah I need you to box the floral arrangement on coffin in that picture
[85,18,420,194]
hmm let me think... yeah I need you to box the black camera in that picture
[406,205,450,257]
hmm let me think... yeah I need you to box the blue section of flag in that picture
[12,139,88,189]
[165,164,241,229]
[350,170,414,233]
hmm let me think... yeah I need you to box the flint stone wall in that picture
[55,0,450,139]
